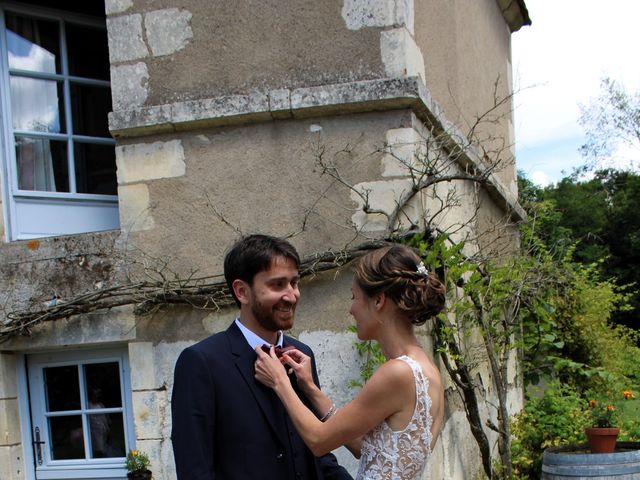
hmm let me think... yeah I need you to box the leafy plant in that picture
[511,382,589,479]
[125,449,150,474]
[347,325,385,388]
[587,399,618,428]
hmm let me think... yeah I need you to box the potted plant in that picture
[126,449,152,480]
[584,389,634,453]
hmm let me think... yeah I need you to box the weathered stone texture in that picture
[118,183,155,233]
[0,353,17,399]
[111,63,149,111]
[116,140,186,184]
[380,28,425,82]
[145,9,193,57]
[0,398,21,445]
[105,0,133,15]
[0,445,25,480]
[107,14,149,63]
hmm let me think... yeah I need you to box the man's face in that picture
[247,256,300,332]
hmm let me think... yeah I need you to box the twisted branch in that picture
[0,241,388,342]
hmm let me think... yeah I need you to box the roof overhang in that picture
[497,0,531,32]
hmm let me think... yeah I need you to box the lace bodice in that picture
[355,355,433,480]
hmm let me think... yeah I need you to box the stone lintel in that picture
[109,76,525,221]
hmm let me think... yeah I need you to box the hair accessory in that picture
[416,261,429,276]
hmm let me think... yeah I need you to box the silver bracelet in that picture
[320,404,337,422]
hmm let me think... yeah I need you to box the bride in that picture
[255,244,446,480]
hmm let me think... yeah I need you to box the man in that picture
[171,234,352,480]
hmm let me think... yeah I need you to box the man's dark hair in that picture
[224,234,300,307]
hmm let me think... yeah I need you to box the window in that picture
[27,348,134,480]
[0,2,118,240]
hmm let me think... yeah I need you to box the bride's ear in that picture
[374,292,387,311]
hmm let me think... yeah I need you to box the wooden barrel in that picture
[541,443,640,479]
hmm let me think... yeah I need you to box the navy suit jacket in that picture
[171,321,353,480]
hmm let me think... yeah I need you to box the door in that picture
[27,348,134,480]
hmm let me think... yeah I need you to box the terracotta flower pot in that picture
[127,470,152,480]
[585,427,620,453]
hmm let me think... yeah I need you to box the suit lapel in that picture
[226,322,288,445]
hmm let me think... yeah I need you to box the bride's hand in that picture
[280,348,315,391]
[255,346,289,389]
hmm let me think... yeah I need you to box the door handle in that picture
[33,427,45,465]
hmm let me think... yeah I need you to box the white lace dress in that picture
[355,355,433,480]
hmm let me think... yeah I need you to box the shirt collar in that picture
[235,318,284,350]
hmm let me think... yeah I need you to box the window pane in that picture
[70,83,111,137]
[44,365,80,412]
[66,23,109,80]
[74,143,117,195]
[16,137,69,192]
[5,13,60,74]
[49,415,85,460]
[84,362,122,409]
[89,413,126,458]
[10,77,65,133]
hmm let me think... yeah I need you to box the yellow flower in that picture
[623,390,635,399]
[606,405,615,412]
[588,399,597,408]
[132,450,139,456]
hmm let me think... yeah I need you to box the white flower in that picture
[416,261,428,276]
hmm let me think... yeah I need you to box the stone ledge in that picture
[108,76,525,221]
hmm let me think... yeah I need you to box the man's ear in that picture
[232,279,251,305]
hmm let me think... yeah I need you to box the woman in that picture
[255,244,446,480]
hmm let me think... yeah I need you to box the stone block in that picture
[116,140,186,184]
[349,178,415,232]
[105,0,132,15]
[381,28,425,83]
[110,63,149,111]
[268,89,292,119]
[0,444,25,480]
[107,14,148,63]
[342,0,396,30]
[132,391,166,439]
[0,398,21,446]
[118,184,155,233]
[128,342,156,391]
[297,331,360,407]
[381,127,421,177]
[0,353,17,399]
[145,9,193,57]
[134,439,161,478]
[170,92,269,124]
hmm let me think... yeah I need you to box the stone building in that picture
[0,0,529,479]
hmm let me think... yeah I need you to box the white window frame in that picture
[0,2,119,241]
[20,348,135,480]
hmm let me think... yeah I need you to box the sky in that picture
[512,0,640,186]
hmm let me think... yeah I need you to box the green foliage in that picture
[525,170,640,330]
[510,171,640,478]
[125,449,150,473]
[347,325,385,388]
[511,382,588,479]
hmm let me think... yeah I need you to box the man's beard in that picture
[251,299,296,332]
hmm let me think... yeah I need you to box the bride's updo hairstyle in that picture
[354,245,446,325]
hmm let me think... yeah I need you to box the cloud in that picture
[530,171,551,187]
[512,0,640,185]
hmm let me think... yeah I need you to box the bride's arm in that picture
[282,349,363,457]
[255,347,410,457]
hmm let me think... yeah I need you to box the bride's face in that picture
[349,278,378,340]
